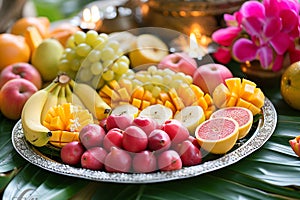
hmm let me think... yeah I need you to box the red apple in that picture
[0,79,38,120]
[193,63,233,94]
[0,62,42,89]
[158,52,197,76]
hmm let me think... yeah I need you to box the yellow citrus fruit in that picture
[195,117,239,154]
[10,17,50,39]
[281,61,300,110]
[0,33,31,70]
[210,107,253,139]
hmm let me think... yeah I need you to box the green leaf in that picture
[2,163,88,200]
[0,117,26,173]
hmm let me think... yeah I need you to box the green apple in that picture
[31,38,64,81]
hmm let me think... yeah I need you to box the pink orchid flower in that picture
[212,0,300,71]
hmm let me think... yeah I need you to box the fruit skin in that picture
[193,63,233,94]
[129,34,169,68]
[0,79,38,120]
[210,107,253,139]
[104,147,132,173]
[106,114,133,130]
[0,62,42,89]
[122,126,148,153]
[69,80,111,120]
[157,150,182,171]
[31,38,64,81]
[103,128,123,151]
[81,147,107,170]
[281,61,300,110]
[10,17,50,39]
[178,140,202,167]
[132,150,157,173]
[148,129,171,153]
[289,135,300,157]
[195,117,239,154]
[161,119,190,144]
[174,105,205,135]
[131,116,159,136]
[0,33,30,70]
[158,52,197,76]
[79,124,106,149]
[60,141,85,166]
[21,82,58,147]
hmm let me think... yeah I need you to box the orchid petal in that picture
[240,1,265,19]
[257,46,274,69]
[264,17,281,38]
[242,17,263,37]
[213,47,232,64]
[224,14,237,26]
[270,32,291,55]
[280,9,299,33]
[263,0,280,17]
[288,42,300,64]
[212,27,241,46]
[232,38,258,62]
[272,54,284,72]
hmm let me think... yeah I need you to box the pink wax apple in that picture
[122,126,148,153]
[103,128,124,151]
[158,52,197,76]
[60,141,85,166]
[178,140,202,166]
[81,147,107,170]
[0,79,38,120]
[79,124,106,149]
[106,114,133,130]
[131,116,159,136]
[193,63,233,94]
[161,119,190,144]
[0,62,42,89]
[104,147,132,173]
[157,150,182,171]
[132,150,157,173]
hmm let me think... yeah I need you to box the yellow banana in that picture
[69,80,111,120]
[41,84,61,122]
[65,83,86,109]
[21,82,58,147]
[57,85,68,105]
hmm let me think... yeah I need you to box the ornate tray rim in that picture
[12,98,277,184]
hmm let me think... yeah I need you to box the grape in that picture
[90,62,104,75]
[58,59,70,71]
[101,47,115,61]
[151,86,162,97]
[152,74,163,84]
[102,70,115,81]
[70,59,81,71]
[58,30,129,85]
[85,30,98,46]
[74,31,86,44]
[76,43,92,57]
[88,50,101,63]
[78,68,93,82]
[115,61,129,74]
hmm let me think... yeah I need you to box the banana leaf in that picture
[1,63,300,199]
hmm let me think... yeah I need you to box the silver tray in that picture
[12,98,277,183]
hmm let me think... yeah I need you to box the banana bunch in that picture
[21,74,111,147]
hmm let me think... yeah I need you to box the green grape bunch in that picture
[58,30,130,89]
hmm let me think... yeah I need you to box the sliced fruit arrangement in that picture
[58,30,130,89]
[210,107,253,139]
[212,77,265,115]
[99,65,215,119]
[42,103,93,147]
[21,74,111,147]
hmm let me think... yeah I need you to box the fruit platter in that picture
[2,22,277,183]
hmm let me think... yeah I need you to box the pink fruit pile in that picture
[60,115,203,173]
